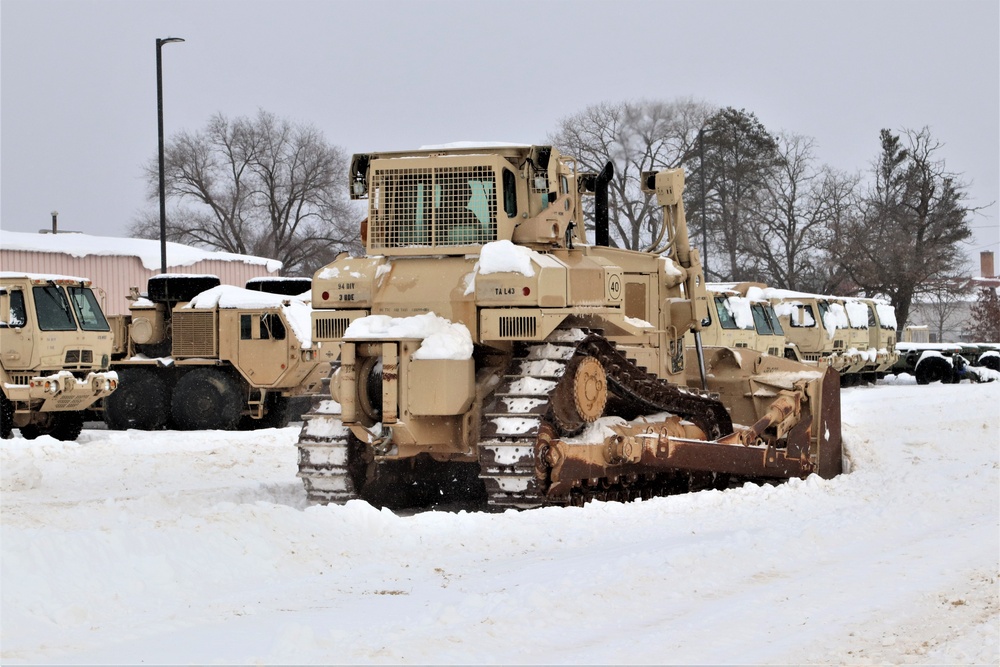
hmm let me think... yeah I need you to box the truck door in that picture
[0,288,33,371]
[236,312,287,385]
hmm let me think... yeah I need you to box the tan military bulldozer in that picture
[296,144,841,509]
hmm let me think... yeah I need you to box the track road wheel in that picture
[1,393,13,439]
[105,368,170,430]
[171,368,243,431]
[915,356,952,385]
[50,412,85,442]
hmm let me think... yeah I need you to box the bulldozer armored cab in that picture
[103,274,328,431]
[296,144,842,509]
[1,272,118,440]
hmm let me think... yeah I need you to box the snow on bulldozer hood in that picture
[343,312,474,360]
[183,284,314,349]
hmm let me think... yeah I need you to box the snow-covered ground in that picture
[2,379,998,665]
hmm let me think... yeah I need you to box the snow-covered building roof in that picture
[0,229,282,315]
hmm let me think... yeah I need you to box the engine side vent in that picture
[314,317,352,341]
[498,316,537,339]
[172,311,218,357]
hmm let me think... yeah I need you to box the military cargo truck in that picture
[1,272,118,440]
[103,274,328,431]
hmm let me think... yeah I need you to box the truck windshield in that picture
[68,286,110,331]
[32,285,77,331]
[751,304,774,335]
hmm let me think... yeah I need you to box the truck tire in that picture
[147,274,221,303]
[915,356,953,385]
[259,395,291,429]
[19,423,43,440]
[104,368,170,430]
[171,368,243,431]
[50,412,85,442]
[1,393,13,439]
[245,278,311,296]
[978,354,1000,372]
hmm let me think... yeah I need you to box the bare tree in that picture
[132,110,363,276]
[550,99,715,250]
[743,133,859,292]
[830,128,976,332]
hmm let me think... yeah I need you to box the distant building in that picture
[0,229,282,315]
[908,251,998,342]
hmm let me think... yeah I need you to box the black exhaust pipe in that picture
[594,161,614,247]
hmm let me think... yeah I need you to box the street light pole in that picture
[156,36,185,274]
[698,128,711,281]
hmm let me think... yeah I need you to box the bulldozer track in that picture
[296,330,735,509]
[478,330,734,509]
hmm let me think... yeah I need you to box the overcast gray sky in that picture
[2,0,997,273]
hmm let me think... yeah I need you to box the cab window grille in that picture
[368,166,497,251]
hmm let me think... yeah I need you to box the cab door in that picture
[235,311,288,386]
[0,288,33,372]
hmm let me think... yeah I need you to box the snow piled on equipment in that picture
[343,312,474,360]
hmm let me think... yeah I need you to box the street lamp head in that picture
[157,37,185,46]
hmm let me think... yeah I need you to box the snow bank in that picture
[1,383,997,666]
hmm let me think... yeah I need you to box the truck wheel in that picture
[104,369,170,430]
[50,412,85,441]
[257,395,291,429]
[171,368,243,431]
[915,356,952,385]
[979,355,1000,372]
[1,393,13,439]
[19,424,43,440]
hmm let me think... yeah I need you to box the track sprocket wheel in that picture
[551,354,607,436]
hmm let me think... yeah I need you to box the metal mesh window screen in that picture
[368,166,497,251]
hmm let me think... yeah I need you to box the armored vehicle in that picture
[1,272,118,440]
[103,274,328,431]
[296,145,842,509]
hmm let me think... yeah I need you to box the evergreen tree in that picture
[966,286,1000,342]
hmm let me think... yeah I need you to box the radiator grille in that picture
[498,316,537,339]
[63,350,94,366]
[172,311,218,357]
[368,165,497,251]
